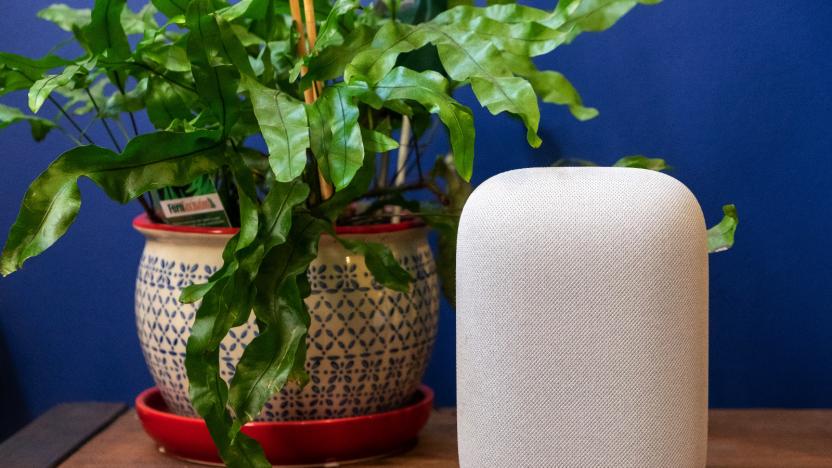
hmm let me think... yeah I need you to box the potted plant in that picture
[0,0,738,466]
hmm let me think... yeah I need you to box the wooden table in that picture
[3,406,832,467]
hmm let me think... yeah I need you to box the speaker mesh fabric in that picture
[456,168,708,468]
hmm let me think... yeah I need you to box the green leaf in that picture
[345,22,438,83]
[468,74,541,147]
[28,61,92,114]
[431,5,571,57]
[217,0,272,21]
[186,0,242,134]
[105,76,149,114]
[398,0,448,24]
[527,69,598,120]
[433,0,658,57]
[0,103,56,141]
[505,53,598,120]
[426,25,541,147]
[237,147,270,179]
[234,24,268,47]
[146,77,194,128]
[261,179,311,251]
[140,43,192,73]
[218,0,256,20]
[347,21,541,147]
[255,214,328,322]
[228,277,307,423]
[152,0,189,18]
[361,126,399,153]
[309,84,367,190]
[86,0,131,61]
[179,240,239,304]
[227,214,328,425]
[185,265,268,467]
[311,0,361,54]
[184,1,254,77]
[0,130,225,275]
[230,156,262,253]
[179,157,262,305]
[85,0,133,89]
[242,75,310,182]
[305,101,328,180]
[613,155,669,171]
[37,4,91,31]
[56,79,105,116]
[333,235,412,292]
[549,0,662,35]
[317,150,376,221]
[221,0,285,44]
[436,0,658,50]
[707,204,738,253]
[0,54,73,72]
[448,0,474,8]
[374,67,475,181]
[0,53,73,95]
[122,3,160,35]
[300,25,374,88]
[184,163,311,468]
[425,1,656,133]
[185,151,269,467]
[215,16,257,78]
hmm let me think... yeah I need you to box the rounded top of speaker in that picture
[460,167,705,249]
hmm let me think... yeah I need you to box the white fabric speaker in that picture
[456,167,708,467]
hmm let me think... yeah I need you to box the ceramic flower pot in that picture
[133,215,439,421]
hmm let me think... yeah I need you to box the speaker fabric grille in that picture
[456,168,708,467]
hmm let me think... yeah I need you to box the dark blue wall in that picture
[2,0,831,437]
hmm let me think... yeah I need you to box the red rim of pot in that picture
[135,384,434,428]
[132,213,425,236]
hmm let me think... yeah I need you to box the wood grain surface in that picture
[0,402,126,467]
[53,408,832,467]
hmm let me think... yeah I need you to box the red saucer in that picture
[135,386,435,466]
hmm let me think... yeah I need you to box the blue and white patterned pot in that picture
[133,217,439,421]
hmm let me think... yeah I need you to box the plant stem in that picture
[102,75,153,220]
[362,181,422,198]
[112,73,139,136]
[413,128,424,183]
[48,96,94,145]
[54,125,84,146]
[114,118,130,141]
[390,144,416,183]
[124,61,197,93]
[379,153,390,188]
[127,110,139,136]
[137,194,160,222]
[85,88,123,152]
[362,180,448,204]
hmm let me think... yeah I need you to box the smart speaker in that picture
[456,168,708,467]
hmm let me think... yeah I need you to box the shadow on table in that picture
[0,328,29,441]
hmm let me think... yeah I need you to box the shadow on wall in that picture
[0,328,28,441]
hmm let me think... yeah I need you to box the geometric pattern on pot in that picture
[134,225,439,421]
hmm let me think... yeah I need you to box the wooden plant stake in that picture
[391,115,412,224]
[289,0,334,200]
